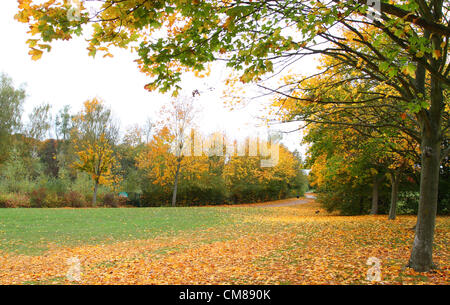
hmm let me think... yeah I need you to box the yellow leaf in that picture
[432,49,441,60]
[29,48,43,61]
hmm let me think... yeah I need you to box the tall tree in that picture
[26,103,52,141]
[165,96,197,207]
[55,105,73,142]
[38,139,59,178]
[136,126,209,205]
[143,118,153,144]
[0,73,25,163]
[123,124,144,147]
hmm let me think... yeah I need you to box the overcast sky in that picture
[0,1,318,157]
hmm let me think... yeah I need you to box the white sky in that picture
[0,1,318,158]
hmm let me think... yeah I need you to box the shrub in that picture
[397,191,420,215]
[71,172,93,196]
[0,193,31,208]
[44,178,69,196]
[126,192,142,207]
[63,191,87,208]
[102,193,118,207]
[102,193,126,207]
[29,187,48,208]
[118,196,128,207]
[45,192,62,208]
[438,196,450,215]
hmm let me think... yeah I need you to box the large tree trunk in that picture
[388,171,400,220]
[406,15,444,271]
[370,175,382,215]
[408,81,442,272]
[408,133,440,271]
[93,181,99,207]
[171,159,182,207]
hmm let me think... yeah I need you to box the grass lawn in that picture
[0,207,233,255]
[0,199,448,285]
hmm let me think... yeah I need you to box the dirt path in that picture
[241,193,317,208]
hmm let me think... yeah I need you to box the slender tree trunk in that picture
[93,181,99,207]
[171,159,182,207]
[370,175,381,215]
[388,171,400,220]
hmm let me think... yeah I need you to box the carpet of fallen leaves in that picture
[0,198,448,285]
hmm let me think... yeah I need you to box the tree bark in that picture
[406,16,444,271]
[370,175,382,215]
[93,180,99,207]
[408,83,442,272]
[171,159,182,207]
[388,171,400,220]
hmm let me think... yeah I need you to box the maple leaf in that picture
[29,48,43,61]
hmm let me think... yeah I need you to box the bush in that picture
[45,192,62,208]
[44,178,69,196]
[0,193,31,208]
[29,187,48,208]
[438,196,450,215]
[85,194,94,206]
[102,193,119,207]
[63,191,87,208]
[71,172,93,197]
[316,182,374,216]
[397,191,420,215]
[102,193,128,207]
[126,192,142,207]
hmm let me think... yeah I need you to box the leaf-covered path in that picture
[0,198,448,285]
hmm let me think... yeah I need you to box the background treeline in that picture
[303,111,449,217]
[0,73,308,208]
[136,127,308,206]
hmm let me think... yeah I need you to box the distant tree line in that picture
[0,73,308,208]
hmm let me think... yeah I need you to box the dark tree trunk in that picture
[404,15,445,270]
[370,175,382,215]
[93,180,99,207]
[171,159,182,207]
[408,40,443,271]
[388,171,400,220]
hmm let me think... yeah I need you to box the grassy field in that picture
[0,207,233,255]
[0,198,448,285]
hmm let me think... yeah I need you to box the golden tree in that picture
[72,98,120,206]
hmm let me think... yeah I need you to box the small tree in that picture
[55,105,73,142]
[26,103,52,141]
[72,98,120,206]
[0,73,25,163]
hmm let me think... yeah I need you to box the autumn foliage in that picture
[0,198,448,285]
[136,125,307,206]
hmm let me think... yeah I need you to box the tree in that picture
[123,124,144,147]
[38,139,59,178]
[17,0,449,271]
[72,98,120,206]
[0,73,25,163]
[140,96,197,206]
[168,96,197,207]
[143,118,153,144]
[305,120,419,217]
[136,126,210,206]
[55,105,73,142]
[26,103,52,141]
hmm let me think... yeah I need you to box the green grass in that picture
[0,207,236,255]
